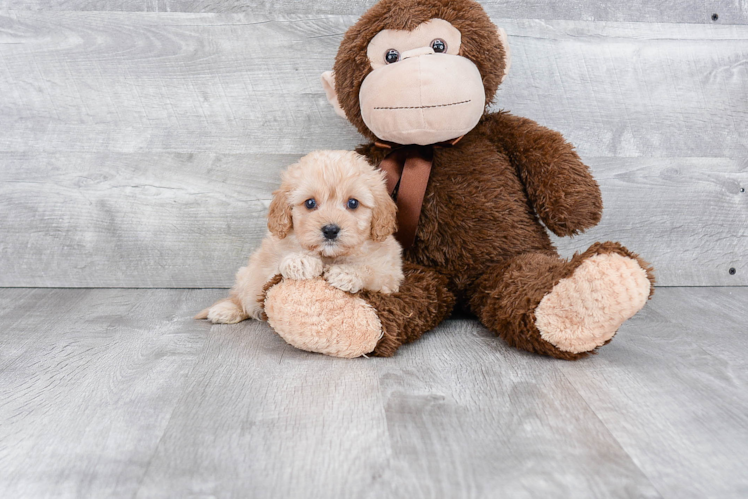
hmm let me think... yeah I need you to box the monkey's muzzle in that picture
[359,53,486,145]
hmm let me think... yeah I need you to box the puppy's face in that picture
[267,151,397,258]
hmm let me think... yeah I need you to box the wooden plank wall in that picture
[1,0,747,24]
[0,2,746,287]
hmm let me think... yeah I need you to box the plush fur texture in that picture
[332,0,507,141]
[262,0,655,359]
[468,242,654,360]
[535,253,652,353]
[352,17,488,145]
[197,150,404,324]
[264,277,384,358]
[361,261,456,356]
[261,261,454,357]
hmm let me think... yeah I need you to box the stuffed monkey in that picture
[261,0,654,359]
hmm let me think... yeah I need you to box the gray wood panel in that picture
[0,152,290,287]
[0,288,212,497]
[138,316,661,498]
[0,12,746,287]
[368,320,659,498]
[552,157,748,287]
[135,310,394,498]
[1,287,747,497]
[0,14,746,158]
[1,154,745,287]
[1,0,746,25]
[555,288,748,497]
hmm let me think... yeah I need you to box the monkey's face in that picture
[359,19,486,146]
[322,1,511,146]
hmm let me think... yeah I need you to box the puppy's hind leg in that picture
[196,241,276,324]
[195,296,249,324]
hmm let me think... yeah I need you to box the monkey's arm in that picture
[483,111,602,237]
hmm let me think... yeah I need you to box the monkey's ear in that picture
[267,188,293,239]
[497,27,512,84]
[321,71,347,119]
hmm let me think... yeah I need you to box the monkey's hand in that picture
[484,111,603,237]
[279,253,324,281]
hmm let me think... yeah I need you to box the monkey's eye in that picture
[431,39,447,53]
[347,198,359,210]
[304,198,317,210]
[385,49,400,64]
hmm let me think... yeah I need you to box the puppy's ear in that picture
[267,188,293,239]
[370,181,397,242]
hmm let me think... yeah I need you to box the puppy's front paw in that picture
[324,265,364,293]
[280,254,324,281]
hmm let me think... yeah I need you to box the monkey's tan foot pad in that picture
[264,278,383,358]
[534,253,651,354]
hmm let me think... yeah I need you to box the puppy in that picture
[196,150,404,324]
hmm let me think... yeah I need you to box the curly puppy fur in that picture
[196,150,403,324]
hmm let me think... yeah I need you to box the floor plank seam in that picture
[554,368,666,498]
[131,291,213,497]
[133,403,181,498]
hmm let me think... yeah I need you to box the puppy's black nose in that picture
[322,224,340,240]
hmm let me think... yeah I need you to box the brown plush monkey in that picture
[262,0,655,360]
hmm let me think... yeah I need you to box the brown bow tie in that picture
[376,136,462,249]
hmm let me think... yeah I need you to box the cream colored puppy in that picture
[196,150,403,324]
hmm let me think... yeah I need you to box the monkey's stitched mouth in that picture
[374,99,471,110]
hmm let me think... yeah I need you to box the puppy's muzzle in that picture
[322,224,340,240]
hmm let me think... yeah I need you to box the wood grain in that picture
[0,288,217,497]
[1,288,747,497]
[135,317,393,498]
[0,14,746,159]
[1,0,746,25]
[0,152,291,287]
[1,153,744,287]
[555,288,748,497]
[137,315,661,497]
[0,12,746,287]
[553,157,748,287]
[370,320,660,498]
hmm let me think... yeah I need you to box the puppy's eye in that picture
[347,198,359,210]
[385,49,400,64]
[431,39,447,53]
[304,198,317,210]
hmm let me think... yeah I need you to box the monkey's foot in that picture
[264,278,383,358]
[534,253,651,354]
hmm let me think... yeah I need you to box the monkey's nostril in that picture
[322,224,340,240]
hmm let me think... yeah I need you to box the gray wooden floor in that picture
[0,287,746,497]
[1,0,746,497]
